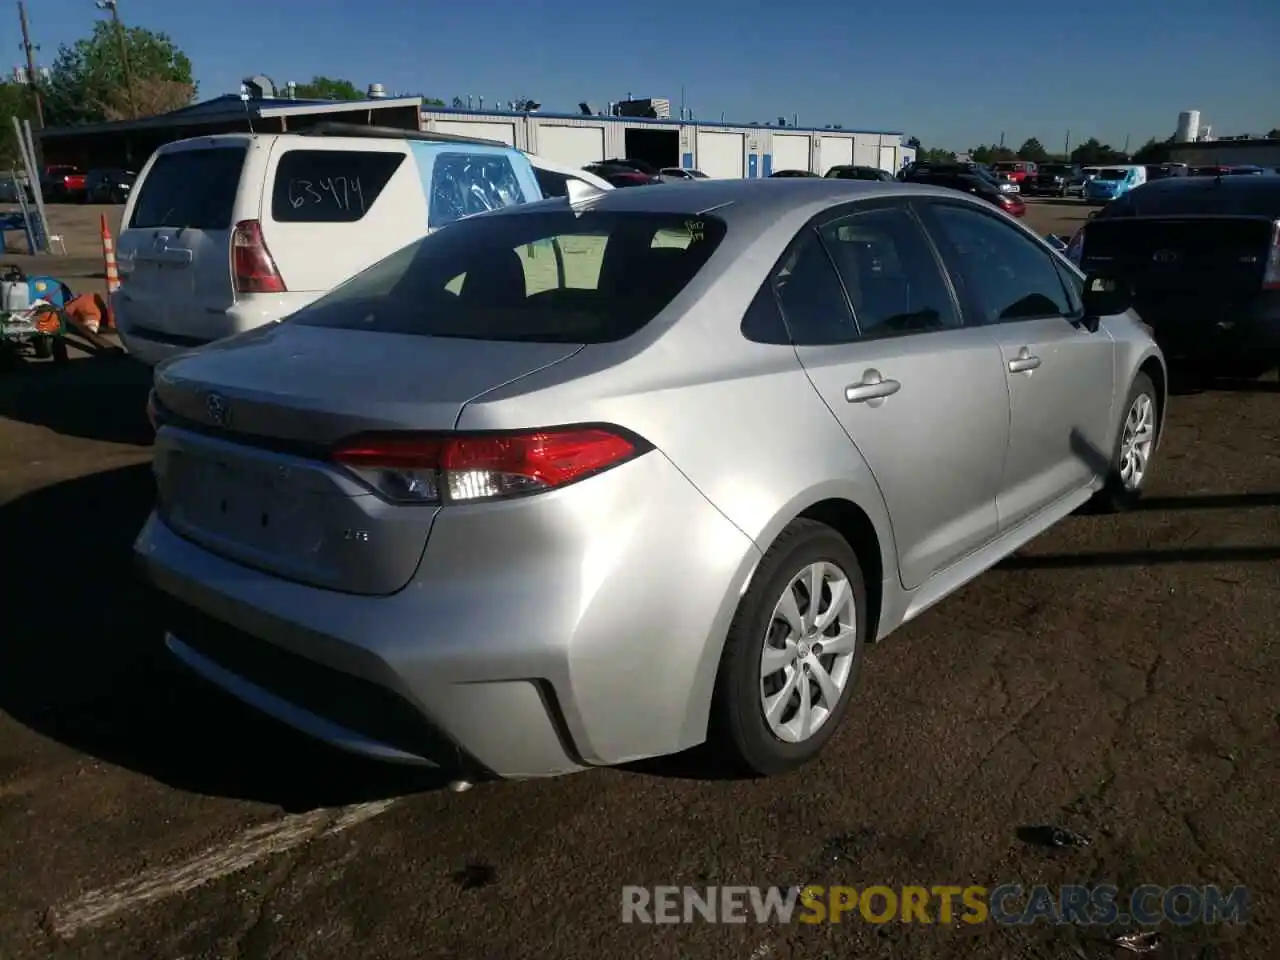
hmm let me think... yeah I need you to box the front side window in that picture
[818,205,960,339]
[923,202,1073,324]
[429,152,527,228]
[290,210,725,343]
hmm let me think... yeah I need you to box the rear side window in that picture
[271,150,405,223]
[819,206,960,339]
[290,210,726,343]
[429,152,528,228]
[533,167,571,198]
[130,147,246,230]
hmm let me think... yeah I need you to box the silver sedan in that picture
[137,179,1166,781]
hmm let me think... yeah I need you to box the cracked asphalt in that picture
[1,201,1278,960]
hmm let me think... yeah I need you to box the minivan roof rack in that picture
[302,121,509,149]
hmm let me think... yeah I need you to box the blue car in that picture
[1084,165,1147,203]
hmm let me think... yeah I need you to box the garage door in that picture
[535,125,604,167]
[879,145,898,172]
[819,136,853,173]
[431,120,516,146]
[697,132,745,179]
[853,141,879,168]
[772,134,811,173]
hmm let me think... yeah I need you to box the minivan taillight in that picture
[232,219,286,294]
[332,427,649,504]
[1263,220,1280,290]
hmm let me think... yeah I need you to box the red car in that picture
[996,192,1027,218]
[41,165,87,202]
[992,160,1038,183]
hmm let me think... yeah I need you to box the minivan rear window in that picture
[129,147,246,230]
[290,210,727,343]
[271,149,406,223]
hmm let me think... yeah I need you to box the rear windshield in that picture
[130,147,246,230]
[1098,169,1127,180]
[1101,180,1280,217]
[289,209,727,343]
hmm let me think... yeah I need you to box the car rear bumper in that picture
[1135,290,1280,359]
[134,449,760,778]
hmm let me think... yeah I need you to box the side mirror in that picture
[1086,209,1099,219]
[1080,273,1130,331]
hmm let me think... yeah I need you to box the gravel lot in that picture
[1,200,1277,960]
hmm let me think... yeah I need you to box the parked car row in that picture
[31,164,136,204]
[128,147,1170,782]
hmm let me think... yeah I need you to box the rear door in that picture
[782,201,1010,589]
[259,139,425,294]
[116,140,247,337]
[919,199,1115,529]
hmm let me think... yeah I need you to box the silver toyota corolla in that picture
[136,179,1166,780]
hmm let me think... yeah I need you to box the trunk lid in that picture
[1081,217,1272,298]
[152,324,582,594]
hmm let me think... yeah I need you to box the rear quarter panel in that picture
[258,138,429,293]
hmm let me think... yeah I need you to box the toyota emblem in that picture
[1152,249,1178,263]
[206,393,230,427]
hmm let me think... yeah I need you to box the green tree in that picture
[0,82,33,169]
[919,147,956,162]
[1131,137,1171,164]
[1017,137,1048,162]
[969,144,1015,164]
[1069,137,1127,165]
[293,76,363,100]
[44,22,195,126]
[1267,128,1280,139]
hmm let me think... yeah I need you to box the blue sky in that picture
[13,0,1280,150]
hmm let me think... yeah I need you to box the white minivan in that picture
[114,127,611,366]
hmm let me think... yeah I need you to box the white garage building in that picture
[419,106,911,178]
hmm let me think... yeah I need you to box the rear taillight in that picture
[232,220,286,294]
[1263,220,1280,290]
[331,427,648,504]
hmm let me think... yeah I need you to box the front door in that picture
[777,202,1010,589]
[919,200,1116,530]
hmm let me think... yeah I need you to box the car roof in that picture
[480,177,988,231]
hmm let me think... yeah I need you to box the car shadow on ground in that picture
[0,463,451,811]
[0,352,153,446]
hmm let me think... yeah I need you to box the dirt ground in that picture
[0,200,1277,960]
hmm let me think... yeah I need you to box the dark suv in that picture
[902,165,1027,217]
[824,165,895,182]
[1023,163,1086,197]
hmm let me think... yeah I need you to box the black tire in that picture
[30,335,53,359]
[711,518,868,777]
[1093,371,1158,513]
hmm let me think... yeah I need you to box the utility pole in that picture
[17,1,44,128]
[95,0,135,119]
[1064,129,1070,158]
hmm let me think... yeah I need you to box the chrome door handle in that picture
[845,370,901,404]
[1008,347,1041,374]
